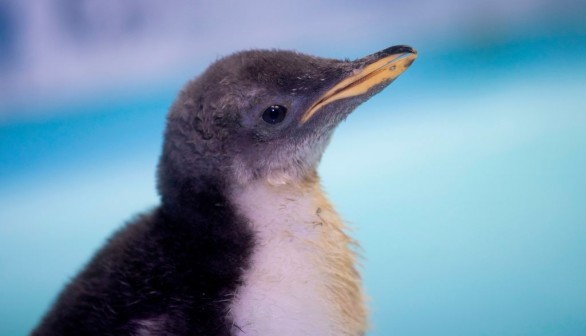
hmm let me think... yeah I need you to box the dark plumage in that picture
[33,181,253,336]
[32,45,416,336]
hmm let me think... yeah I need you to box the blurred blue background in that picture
[1,0,585,335]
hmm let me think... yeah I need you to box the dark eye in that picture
[262,105,287,124]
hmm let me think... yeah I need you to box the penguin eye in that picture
[262,105,287,124]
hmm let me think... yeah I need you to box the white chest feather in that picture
[228,179,367,336]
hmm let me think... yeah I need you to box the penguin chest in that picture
[228,181,360,336]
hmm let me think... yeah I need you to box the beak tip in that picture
[381,45,417,57]
[404,54,417,67]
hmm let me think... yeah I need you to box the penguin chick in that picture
[32,45,417,336]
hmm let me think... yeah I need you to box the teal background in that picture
[1,1,585,335]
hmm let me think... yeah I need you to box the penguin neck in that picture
[227,172,367,335]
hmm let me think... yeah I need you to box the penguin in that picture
[32,45,417,336]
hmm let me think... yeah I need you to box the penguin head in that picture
[158,46,416,199]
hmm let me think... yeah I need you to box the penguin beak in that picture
[300,45,417,124]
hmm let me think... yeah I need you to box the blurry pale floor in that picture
[1,62,585,335]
